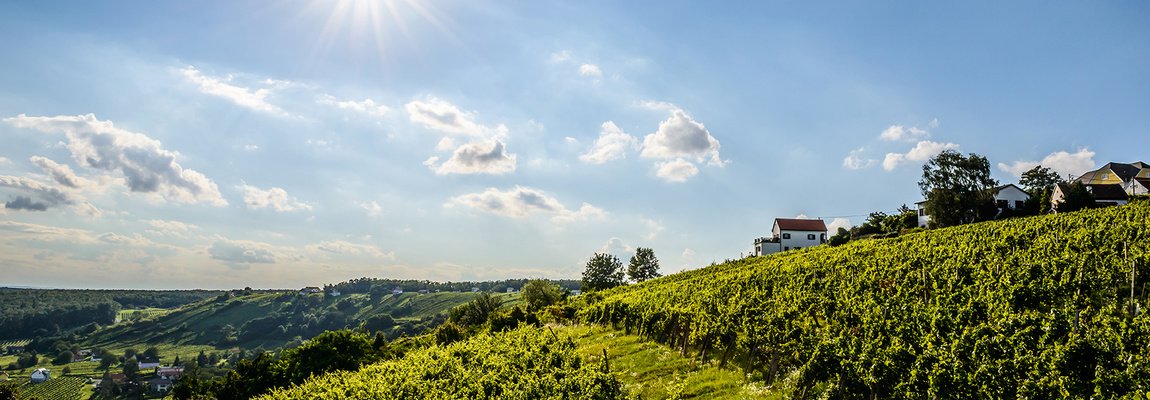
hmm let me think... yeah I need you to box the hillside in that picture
[579,200,1150,398]
[0,289,223,340]
[84,290,515,350]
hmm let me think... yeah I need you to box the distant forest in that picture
[0,288,223,340]
[326,277,582,295]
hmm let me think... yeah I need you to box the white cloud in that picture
[357,201,383,217]
[654,159,699,183]
[426,140,517,175]
[435,137,457,152]
[929,118,940,129]
[598,237,632,257]
[180,66,288,116]
[404,97,506,137]
[642,218,664,240]
[827,218,852,233]
[0,157,9,165]
[4,114,228,206]
[549,50,572,63]
[308,240,395,260]
[318,95,390,117]
[145,219,196,237]
[879,125,930,142]
[243,144,260,152]
[445,186,605,224]
[580,121,638,164]
[209,239,277,264]
[842,147,876,170]
[641,109,724,166]
[882,140,959,171]
[579,63,603,77]
[239,184,312,212]
[29,156,87,188]
[996,148,1095,179]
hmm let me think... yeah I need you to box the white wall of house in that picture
[994,185,1030,210]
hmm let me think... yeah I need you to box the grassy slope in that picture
[561,325,776,399]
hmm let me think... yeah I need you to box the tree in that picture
[828,227,851,246]
[919,150,998,228]
[1054,181,1095,213]
[627,248,661,283]
[582,253,624,292]
[448,293,502,327]
[520,280,562,311]
[1019,165,1065,214]
[0,381,22,400]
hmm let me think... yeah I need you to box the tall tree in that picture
[919,150,998,228]
[1054,181,1095,213]
[627,248,661,283]
[1019,165,1066,214]
[520,280,562,311]
[582,253,624,292]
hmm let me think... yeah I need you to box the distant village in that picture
[752,161,1149,256]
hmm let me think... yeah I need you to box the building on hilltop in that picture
[753,218,828,256]
[30,368,50,383]
[298,286,321,295]
[1075,161,1150,195]
[915,184,1031,228]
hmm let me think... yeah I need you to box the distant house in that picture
[30,368,50,383]
[470,287,480,293]
[156,366,184,381]
[754,218,828,256]
[147,376,174,393]
[418,289,429,294]
[299,286,321,295]
[916,184,1032,227]
[392,287,404,295]
[506,288,516,293]
[329,289,341,297]
[1075,161,1150,195]
[1052,182,1129,212]
[139,361,161,369]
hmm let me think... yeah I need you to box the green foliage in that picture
[448,293,503,327]
[580,201,1150,398]
[0,381,20,400]
[920,150,998,227]
[0,289,221,340]
[260,327,627,400]
[1056,181,1096,213]
[828,227,851,246]
[627,247,662,283]
[18,376,85,400]
[582,253,625,292]
[521,280,563,311]
[1020,165,1065,214]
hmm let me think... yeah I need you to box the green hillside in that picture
[84,290,514,350]
[579,200,1150,398]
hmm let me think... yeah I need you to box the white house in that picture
[30,368,50,383]
[754,218,828,256]
[298,287,321,295]
[916,184,1031,227]
[392,287,404,295]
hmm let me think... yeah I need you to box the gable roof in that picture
[1089,184,1128,201]
[774,218,827,232]
[994,184,1031,197]
[1077,162,1148,184]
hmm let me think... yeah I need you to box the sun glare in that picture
[302,0,454,66]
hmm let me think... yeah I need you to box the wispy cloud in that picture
[424,140,517,175]
[842,147,876,170]
[579,63,603,77]
[882,140,959,171]
[239,184,312,212]
[318,94,390,117]
[180,66,290,116]
[997,148,1095,179]
[446,186,605,224]
[405,97,506,137]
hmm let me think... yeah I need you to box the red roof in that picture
[774,218,827,232]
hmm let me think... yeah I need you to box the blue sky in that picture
[1,1,1147,289]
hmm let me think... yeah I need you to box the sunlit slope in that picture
[581,200,1150,398]
[86,291,497,349]
[260,327,625,399]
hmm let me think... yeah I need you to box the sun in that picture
[301,0,454,64]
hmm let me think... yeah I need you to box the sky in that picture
[0,1,1147,289]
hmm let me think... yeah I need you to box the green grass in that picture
[115,307,171,323]
[559,325,780,399]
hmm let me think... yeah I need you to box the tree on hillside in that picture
[582,253,624,292]
[1054,181,1095,213]
[521,280,562,311]
[919,150,998,227]
[627,248,661,283]
[1019,165,1065,214]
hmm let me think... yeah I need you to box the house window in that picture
[1015,200,1024,209]
[807,234,815,240]
[820,233,827,241]
[784,246,789,251]
[918,209,925,216]
[996,200,1008,208]
[782,233,791,239]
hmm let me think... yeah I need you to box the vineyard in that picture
[579,200,1150,398]
[259,326,626,399]
[19,376,87,400]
